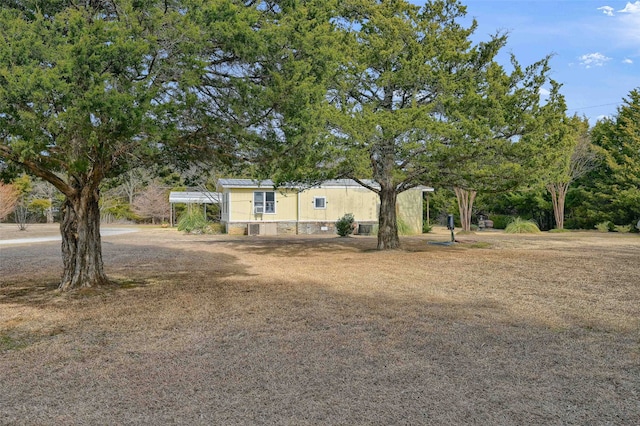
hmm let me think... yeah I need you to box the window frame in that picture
[254,191,276,214]
[313,196,327,209]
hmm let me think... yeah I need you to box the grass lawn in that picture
[1,224,639,424]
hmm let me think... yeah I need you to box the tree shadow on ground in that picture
[1,267,638,425]
[198,235,481,257]
[0,241,252,308]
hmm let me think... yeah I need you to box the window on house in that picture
[254,191,275,214]
[314,197,326,209]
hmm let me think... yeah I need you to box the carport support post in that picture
[426,193,430,226]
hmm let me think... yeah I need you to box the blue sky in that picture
[416,1,640,124]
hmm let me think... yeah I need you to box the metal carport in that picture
[168,191,221,227]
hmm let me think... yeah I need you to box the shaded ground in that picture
[0,224,639,425]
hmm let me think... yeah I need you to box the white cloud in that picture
[598,6,615,16]
[623,58,634,64]
[579,52,612,68]
[618,1,640,13]
[616,2,640,44]
[538,88,550,96]
[594,2,640,47]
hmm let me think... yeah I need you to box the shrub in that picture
[504,217,541,234]
[207,223,226,234]
[422,220,433,233]
[177,209,209,234]
[336,213,355,237]
[490,214,513,230]
[595,221,612,233]
[614,224,632,233]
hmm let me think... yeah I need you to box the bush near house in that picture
[336,213,355,237]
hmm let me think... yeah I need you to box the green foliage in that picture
[247,0,554,248]
[489,214,514,230]
[336,213,355,237]
[0,0,306,286]
[428,189,457,226]
[504,217,541,234]
[27,198,51,218]
[0,0,257,200]
[397,217,412,236]
[595,221,612,233]
[177,209,209,234]
[214,0,341,185]
[422,221,433,233]
[614,224,632,233]
[548,228,572,233]
[542,115,599,230]
[102,202,137,222]
[12,175,32,196]
[571,89,640,228]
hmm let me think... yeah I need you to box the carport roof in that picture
[168,191,221,204]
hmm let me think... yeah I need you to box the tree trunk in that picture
[547,183,568,230]
[377,185,400,249]
[454,187,477,232]
[46,197,54,224]
[59,187,110,291]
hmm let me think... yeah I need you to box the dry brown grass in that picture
[1,224,639,425]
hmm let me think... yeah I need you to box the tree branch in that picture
[0,144,74,197]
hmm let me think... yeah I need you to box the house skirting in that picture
[225,221,378,236]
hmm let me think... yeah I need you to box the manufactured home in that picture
[216,179,433,236]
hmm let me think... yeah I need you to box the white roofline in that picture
[217,178,433,192]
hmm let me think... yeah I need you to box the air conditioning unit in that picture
[248,223,261,236]
[358,224,373,235]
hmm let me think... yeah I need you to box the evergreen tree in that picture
[574,89,640,228]
[0,0,258,289]
[326,0,552,247]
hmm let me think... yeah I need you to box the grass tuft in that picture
[504,217,541,234]
[614,224,632,233]
[0,333,29,352]
[397,217,413,235]
[177,209,210,234]
[595,221,612,232]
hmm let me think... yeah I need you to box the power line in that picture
[567,102,620,112]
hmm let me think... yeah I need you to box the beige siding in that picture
[221,181,426,235]
[299,186,379,223]
[398,190,423,234]
[227,188,298,222]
